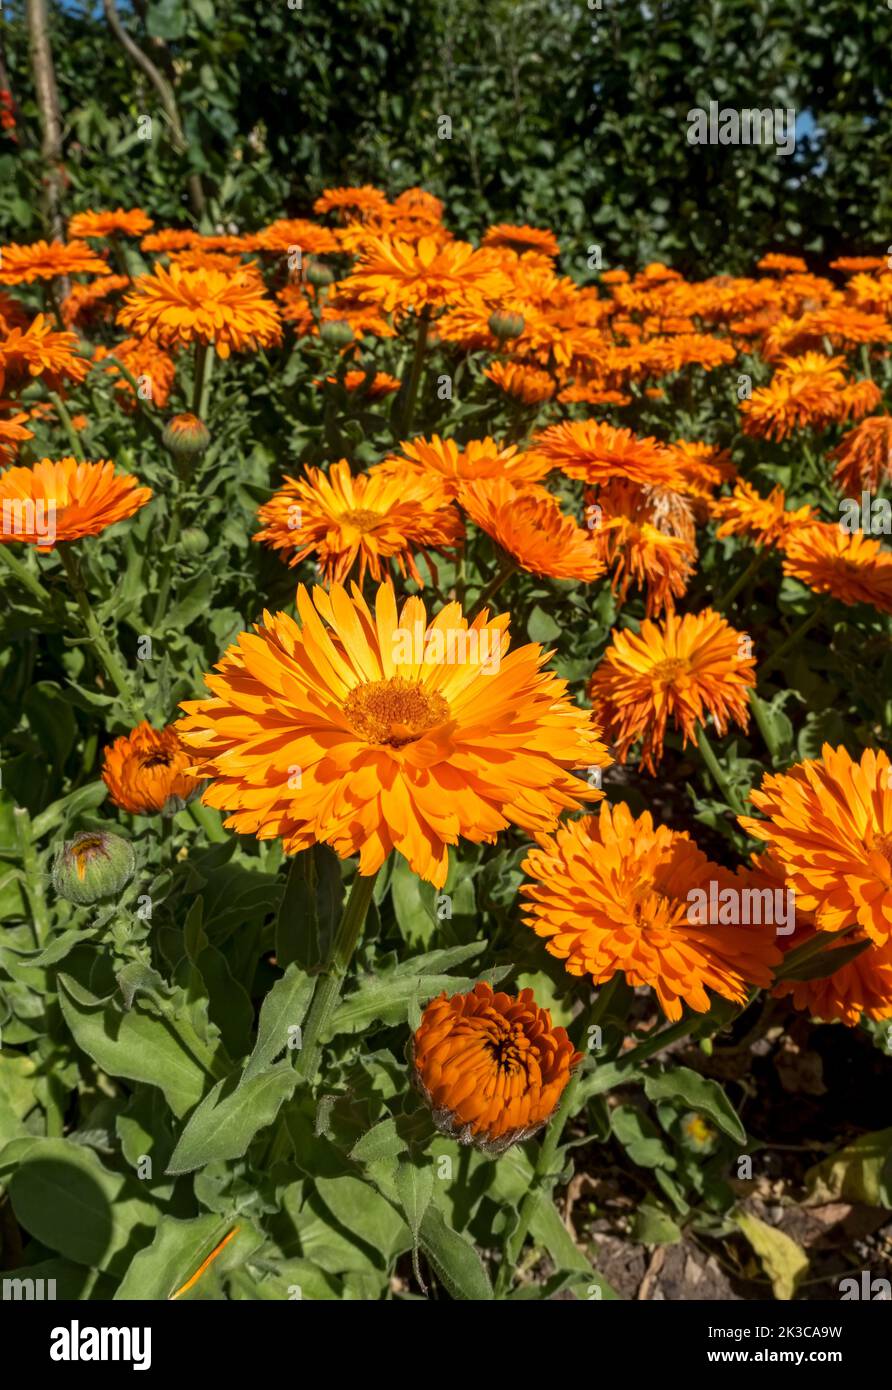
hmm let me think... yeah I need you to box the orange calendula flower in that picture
[176,582,608,887]
[781,524,892,614]
[412,981,581,1153]
[0,457,151,550]
[140,229,201,253]
[740,353,881,440]
[0,239,111,285]
[482,224,560,259]
[588,480,695,616]
[775,929,892,1025]
[255,458,463,585]
[530,420,681,489]
[0,314,90,392]
[102,722,196,816]
[460,477,606,583]
[61,274,130,329]
[93,336,176,410]
[830,414,892,493]
[711,479,816,548]
[521,803,781,1022]
[0,410,34,464]
[740,744,892,945]
[589,608,756,773]
[483,360,555,404]
[252,218,340,256]
[342,234,509,315]
[376,433,550,497]
[68,208,154,240]
[758,253,808,274]
[117,264,282,358]
[313,185,391,222]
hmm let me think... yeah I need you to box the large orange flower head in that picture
[117,264,282,358]
[412,981,581,1153]
[529,421,681,489]
[68,208,154,240]
[781,523,892,614]
[0,239,111,285]
[482,224,560,259]
[177,582,609,887]
[589,608,756,773]
[521,803,781,1022]
[588,480,695,617]
[102,722,196,816]
[459,477,606,582]
[740,743,892,945]
[341,235,510,315]
[0,457,151,550]
[254,458,463,586]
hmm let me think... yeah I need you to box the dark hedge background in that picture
[1,0,890,272]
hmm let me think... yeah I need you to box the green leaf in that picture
[58,974,212,1117]
[395,1155,434,1250]
[349,1117,407,1165]
[805,1128,892,1208]
[643,1066,746,1144]
[782,936,872,982]
[114,1213,236,1300]
[331,961,509,1036]
[633,1200,683,1245]
[240,961,313,1085]
[31,782,107,839]
[9,1138,156,1275]
[314,1175,409,1263]
[390,854,437,949]
[735,1210,808,1300]
[611,1105,676,1169]
[167,1064,297,1174]
[419,1205,493,1300]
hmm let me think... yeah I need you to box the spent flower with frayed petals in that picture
[412,981,581,1153]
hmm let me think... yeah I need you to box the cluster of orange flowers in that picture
[2,193,892,1148]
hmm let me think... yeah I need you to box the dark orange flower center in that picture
[484,1019,532,1075]
[340,507,384,533]
[649,656,688,683]
[139,751,172,770]
[871,831,892,864]
[344,676,449,747]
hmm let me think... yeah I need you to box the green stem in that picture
[0,544,53,605]
[748,689,781,764]
[614,1012,703,1072]
[295,866,381,1083]
[14,807,50,948]
[152,492,184,631]
[398,307,431,439]
[496,974,624,1296]
[713,549,768,611]
[760,599,831,682]
[470,557,517,618]
[46,391,85,461]
[187,798,229,843]
[695,721,745,814]
[192,341,214,418]
[58,544,140,720]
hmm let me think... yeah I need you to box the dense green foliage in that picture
[2,0,891,271]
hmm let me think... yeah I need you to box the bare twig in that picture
[101,0,206,219]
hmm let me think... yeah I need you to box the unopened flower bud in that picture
[305,261,334,288]
[162,413,210,458]
[319,318,355,348]
[181,525,209,556]
[52,831,135,906]
[488,310,525,341]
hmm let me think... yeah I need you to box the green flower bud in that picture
[319,318,355,348]
[52,831,136,906]
[162,413,211,458]
[305,261,334,288]
[488,310,526,341]
[181,525,209,556]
